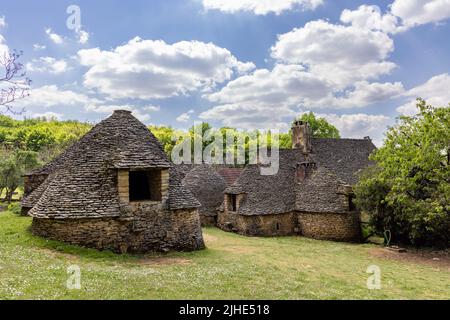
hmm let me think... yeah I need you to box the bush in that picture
[354,99,450,248]
[7,202,21,215]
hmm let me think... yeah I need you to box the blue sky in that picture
[1,0,450,145]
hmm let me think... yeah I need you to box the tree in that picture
[0,149,40,202]
[354,99,450,247]
[150,125,177,157]
[0,50,31,114]
[25,128,56,152]
[295,112,340,138]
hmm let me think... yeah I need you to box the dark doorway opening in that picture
[349,195,356,212]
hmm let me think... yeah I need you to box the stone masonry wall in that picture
[217,211,296,237]
[31,204,204,253]
[297,212,361,242]
[23,174,47,197]
[217,210,361,241]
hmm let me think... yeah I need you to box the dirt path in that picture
[370,247,450,270]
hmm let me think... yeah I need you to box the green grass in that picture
[0,211,448,300]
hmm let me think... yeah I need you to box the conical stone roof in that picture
[27,110,199,219]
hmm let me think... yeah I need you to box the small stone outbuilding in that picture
[22,110,205,253]
[217,121,376,242]
[179,165,242,226]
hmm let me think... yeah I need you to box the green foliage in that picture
[25,128,56,152]
[354,99,450,247]
[7,202,21,215]
[0,149,40,203]
[0,115,91,200]
[295,112,340,138]
[0,115,91,151]
[149,125,177,156]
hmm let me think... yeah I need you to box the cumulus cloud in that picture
[200,64,402,131]
[17,85,101,109]
[45,28,64,44]
[317,113,392,146]
[340,5,402,33]
[341,1,450,34]
[397,73,450,116]
[324,81,405,109]
[201,64,330,129]
[77,29,90,44]
[78,37,255,100]
[26,57,69,74]
[201,0,323,15]
[270,20,396,88]
[199,21,403,130]
[391,0,450,27]
[207,64,333,106]
[176,110,195,123]
[15,84,156,124]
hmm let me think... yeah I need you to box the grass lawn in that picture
[0,210,449,300]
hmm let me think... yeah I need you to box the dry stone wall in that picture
[31,204,204,253]
[217,210,361,241]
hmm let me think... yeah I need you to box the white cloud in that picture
[201,64,331,129]
[341,1,450,34]
[33,43,46,51]
[0,16,6,28]
[317,113,392,146]
[176,109,195,123]
[201,0,323,15]
[17,85,101,109]
[30,111,63,120]
[0,17,8,56]
[391,0,450,27]
[207,64,333,106]
[200,64,402,130]
[0,34,8,57]
[77,29,90,44]
[142,105,161,112]
[397,73,450,115]
[78,37,255,100]
[340,5,402,33]
[45,28,64,44]
[85,104,152,123]
[323,81,405,109]
[270,20,396,88]
[26,57,69,74]
[200,103,294,130]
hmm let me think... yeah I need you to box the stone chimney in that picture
[295,162,316,183]
[292,120,312,154]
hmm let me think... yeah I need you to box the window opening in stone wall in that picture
[129,170,162,202]
[230,194,237,212]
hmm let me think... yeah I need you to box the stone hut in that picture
[217,121,376,242]
[22,110,205,253]
[179,165,242,226]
